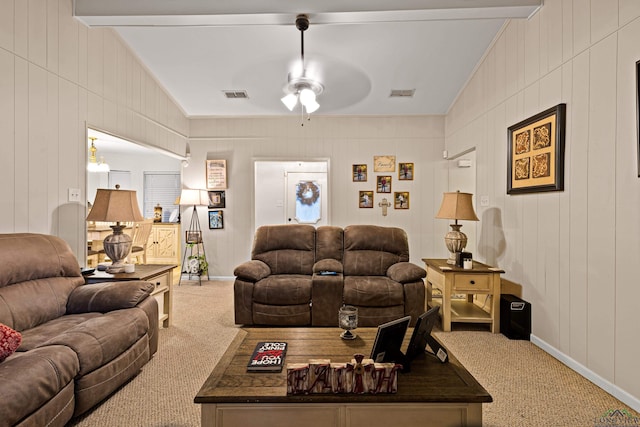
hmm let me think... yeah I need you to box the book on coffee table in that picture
[247,342,288,372]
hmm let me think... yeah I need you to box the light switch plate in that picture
[68,188,81,202]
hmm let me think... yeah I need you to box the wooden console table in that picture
[423,259,504,333]
[195,328,491,427]
[84,264,176,328]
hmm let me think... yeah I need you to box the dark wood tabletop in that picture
[84,264,176,284]
[195,327,492,405]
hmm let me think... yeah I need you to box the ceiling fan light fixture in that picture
[304,98,320,114]
[299,88,316,105]
[281,93,298,111]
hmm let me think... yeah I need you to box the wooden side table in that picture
[85,264,176,328]
[422,259,504,333]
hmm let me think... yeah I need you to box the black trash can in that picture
[500,294,531,340]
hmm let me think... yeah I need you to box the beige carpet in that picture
[71,280,639,427]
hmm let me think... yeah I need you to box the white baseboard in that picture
[531,334,640,413]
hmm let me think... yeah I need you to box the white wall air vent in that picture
[223,90,249,99]
[389,89,415,98]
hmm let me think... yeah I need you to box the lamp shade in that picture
[435,191,479,221]
[178,189,208,206]
[86,187,143,223]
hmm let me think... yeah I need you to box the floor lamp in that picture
[179,189,209,285]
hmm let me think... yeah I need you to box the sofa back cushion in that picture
[316,226,343,262]
[252,225,316,275]
[0,233,84,331]
[343,225,410,276]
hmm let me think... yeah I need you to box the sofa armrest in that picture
[387,262,426,284]
[234,260,271,282]
[313,258,343,274]
[66,281,154,314]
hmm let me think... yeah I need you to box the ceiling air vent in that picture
[389,89,415,98]
[223,90,249,99]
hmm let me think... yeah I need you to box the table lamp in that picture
[87,185,144,273]
[435,191,479,265]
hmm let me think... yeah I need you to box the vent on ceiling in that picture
[389,89,415,98]
[223,90,249,99]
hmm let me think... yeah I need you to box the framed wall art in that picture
[394,192,409,209]
[373,156,395,172]
[376,175,391,193]
[507,104,566,194]
[208,210,223,229]
[359,191,373,208]
[206,160,227,189]
[208,190,225,208]
[352,164,367,181]
[398,162,414,180]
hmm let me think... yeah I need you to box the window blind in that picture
[143,172,181,222]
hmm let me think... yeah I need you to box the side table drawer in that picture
[149,273,170,295]
[453,274,490,292]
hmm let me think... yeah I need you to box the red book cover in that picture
[247,342,288,372]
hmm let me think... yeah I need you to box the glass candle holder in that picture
[338,305,358,340]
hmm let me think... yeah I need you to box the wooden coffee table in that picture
[195,327,491,427]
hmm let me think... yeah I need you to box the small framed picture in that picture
[352,164,367,182]
[394,192,410,209]
[208,210,223,229]
[359,191,373,208]
[208,190,226,208]
[376,175,391,193]
[185,231,202,244]
[398,163,414,180]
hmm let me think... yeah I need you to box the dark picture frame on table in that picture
[208,210,223,229]
[507,103,566,194]
[208,190,225,208]
[636,60,640,177]
[185,231,202,244]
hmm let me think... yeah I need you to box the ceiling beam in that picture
[74,0,541,27]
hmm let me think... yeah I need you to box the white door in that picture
[285,172,328,226]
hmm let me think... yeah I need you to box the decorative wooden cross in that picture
[378,198,391,216]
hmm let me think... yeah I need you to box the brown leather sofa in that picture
[233,224,426,327]
[0,233,159,427]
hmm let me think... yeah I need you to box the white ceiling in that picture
[74,0,540,117]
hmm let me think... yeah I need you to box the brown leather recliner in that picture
[233,224,425,327]
[0,233,159,427]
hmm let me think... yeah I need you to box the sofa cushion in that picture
[40,308,149,375]
[343,225,409,276]
[253,302,311,326]
[0,345,79,427]
[316,226,343,262]
[234,260,271,282]
[343,276,404,307]
[18,313,102,351]
[0,323,21,362]
[252,224,316,275]
[253,275,312,305]
[387,262,426,283]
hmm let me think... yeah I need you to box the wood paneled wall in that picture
[187,116,447,276]
[445,0,640,408]
[0,0,188,261]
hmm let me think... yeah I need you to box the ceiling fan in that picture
[280,14,324,121]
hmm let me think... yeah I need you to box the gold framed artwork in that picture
[394,192,409,209]
[398,163,414,180]
[507,104,566,194]
[376,176,391,193]
[359,191,373,208]
[352,164,367,182]
[373,156,395,172]
[206,160,227,190]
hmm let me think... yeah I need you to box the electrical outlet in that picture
[68,188,81,202]
[480,195,490,207]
